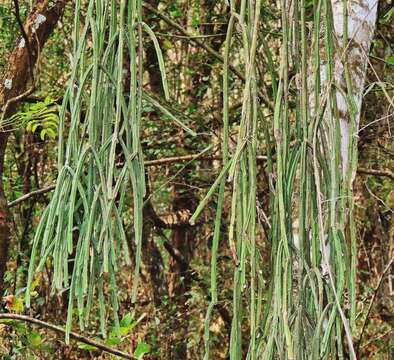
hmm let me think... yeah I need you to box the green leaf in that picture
[119,326,133,336]
[26,121,33,132]
[42,118,59,127]
[27,331,42,348]
[44,128,57,139]
[0,319,26,333]
[162,39,173,50]
[10,296,24,313]
[120,313,133,327]
[191,16,200,28]
[13,190,23,199]
[78,342,98,350]
[40,129,47,140]
[30,103,42,111]
[31,122,39,133]
[386,56,394,66]
[381,7,394,23]
[168,4,181,18]
[133,342,151,359]
[105,336,121,346]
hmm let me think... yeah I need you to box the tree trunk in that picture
[141,186,168,307]
[166,189,196,360]
[331,0,378,177]
[0,0,66,295]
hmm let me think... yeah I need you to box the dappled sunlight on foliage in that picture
[0,0,392,359]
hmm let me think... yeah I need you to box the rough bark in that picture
[331,0,378,176]
[0,0,66,295]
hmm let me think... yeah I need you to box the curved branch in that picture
[8,185,55,208]
[0,313,135,360]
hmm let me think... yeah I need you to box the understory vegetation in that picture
[0,0,393,359]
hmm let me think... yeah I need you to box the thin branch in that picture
[0,87,35,127]
[142,2,273,110]
[8,185,56,208]
[24,95,63,104]
[8,156,391,209]
[155,227,188,268]
[156,32,227,39]
[357,167,394,181]
[145,154,267,166]
[359,328,393,350]
[6,153,264,207]
[364,181,394,214]
[0,313,135,360]
[142,3,230,71]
